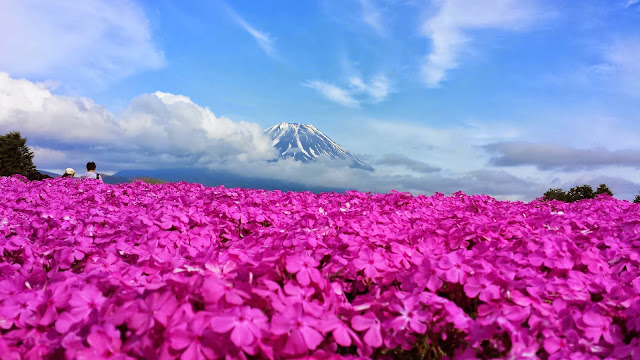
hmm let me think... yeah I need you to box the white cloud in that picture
[0,0,165,87]
[349,75,391,103]
[358,119,521,174]
[357,0,384,34]
[226,6,276,57]
[0,73,277,167]
[305,74,391,107]
[304,81,361,107]
[421,0,539,87]
[31,146,67,164]
[118,91,276,162]
[0,73,120,142]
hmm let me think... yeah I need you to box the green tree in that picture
[567,184,595,202]
[0,131,36,177]
[633,192,640,204]
[595,183,613,197]
[543,188,569,202]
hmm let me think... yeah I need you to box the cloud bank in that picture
[484,141,640,170]
[376,154,441,174]
[0,73,277,167]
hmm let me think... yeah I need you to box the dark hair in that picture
[61,173,72,178]
[86,162,97,171]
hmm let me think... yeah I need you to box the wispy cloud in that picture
[349,75,390,103]
[304,74,391,107]
[225,5,276,57]
[357,0,384,34]
[303,80,360,107]
[420,0,539,87]
[601,38,640,96]
[548,39,640,97]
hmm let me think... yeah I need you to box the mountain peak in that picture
[264,122,373,171]
[273,122,319,132]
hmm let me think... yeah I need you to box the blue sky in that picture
[1,0,640,200]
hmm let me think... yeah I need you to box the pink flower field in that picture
[1,175,639,360]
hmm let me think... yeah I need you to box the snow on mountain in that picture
[264,122,374,171]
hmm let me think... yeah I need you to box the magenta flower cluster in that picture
[1,175,639,360]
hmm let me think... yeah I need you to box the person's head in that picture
[86,162,97,171]
[63,168,75,178]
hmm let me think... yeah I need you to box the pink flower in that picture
[77,324,133,360]
[501,304,531,323]
[351,312,383,348]
[389,296,427,334]
[70,284,106,318]
[353,249,388,279]
[55,285,105,333]
[127,291,178,334]
[0,279,22,298]
[286,254,321,286]
[413,259,443,292]
[38,284,71,326]
[271,304,324,355]
[210,306,268,348]
[169,313,217,360]
[0,337,20,360]
[437,252,471,284]
[201,276,249,305]
[0,292,41,328]
[582,311,612,343]
[319,316,361,348]
[463,275,500,302]
[543,329,579,354]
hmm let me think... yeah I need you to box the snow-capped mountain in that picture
[265,122,374,171]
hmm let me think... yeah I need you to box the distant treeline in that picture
[543,184,640,203]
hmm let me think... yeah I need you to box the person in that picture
[80,162,103,182]
[61,168,75,178]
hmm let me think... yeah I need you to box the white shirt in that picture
[80,171,103,182]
